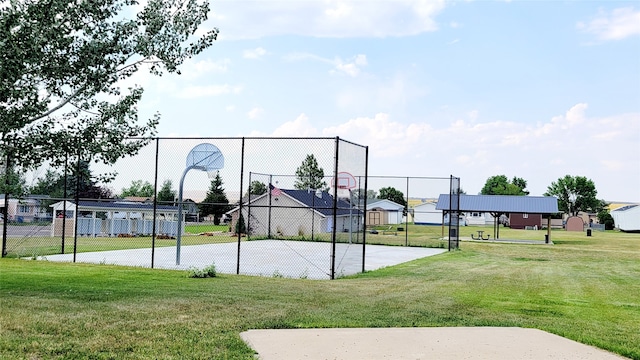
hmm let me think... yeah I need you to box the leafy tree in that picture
[544,175,599,216]
[68,161,113,199]
[248,181,267,196]
[235,213,247,235]
[0,163,27,197]
[0,0,218,170]
[352,189,377,202]
[378,187,407,207]
[294,154,327,190]
[30,169,65,199]
[156,180,176,204]
[480,175,529,195]
[198,172,230,225]
[120,180,154,198]
[597,209,615,230]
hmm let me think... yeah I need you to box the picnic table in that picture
[471,230,490,240]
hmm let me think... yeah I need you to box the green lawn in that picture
[1,228,638,359]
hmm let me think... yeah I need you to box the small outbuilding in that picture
[611,204,640,232]
[366,199,405,225]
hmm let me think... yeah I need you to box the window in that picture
[18,205,30,213]
[522,213,529,219]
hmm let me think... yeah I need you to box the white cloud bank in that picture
[210,0,446,39]
[256,105,640,201]
[577,7,640,41]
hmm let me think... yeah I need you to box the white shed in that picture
[611,204,640,232]
[413,202,442,225]
[366,199,405,225]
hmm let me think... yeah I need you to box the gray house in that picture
[227,187,362,237]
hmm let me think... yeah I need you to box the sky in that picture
[119,0,639,203]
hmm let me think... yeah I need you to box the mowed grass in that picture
[1,229,639,359]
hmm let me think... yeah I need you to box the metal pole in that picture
[330,137,340,279]
[361,146,369,273]
[151,138,159,268]
[176,165,193,265]
[61,153,68,254]
[73,153,80,262]
[405,176,409,246]
[1,152,10,257]
[236,138,245,274]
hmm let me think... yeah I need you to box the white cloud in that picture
[212,0,446,39]
[271,113,319,137]
[287,52,368,77]
[243,47,267,59]
[247,107,264,119]
[312,105,639,200]
[176,84,243,98]
[179,58,230,79]
[577,7,640,41]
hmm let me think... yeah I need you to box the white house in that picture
[611,204,640,232]
[464,211,495,226]
[0,195,50,222]
[227,187,361,237]
[366,199,405,225]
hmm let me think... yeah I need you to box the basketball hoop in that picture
[177,143,224,265]
[332,172,357,190]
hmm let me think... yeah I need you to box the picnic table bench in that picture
[471,230,490,240]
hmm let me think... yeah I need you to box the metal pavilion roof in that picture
[436,194,559,214]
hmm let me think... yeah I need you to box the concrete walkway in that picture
[240,327,628,359]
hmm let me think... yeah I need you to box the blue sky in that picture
[126,0,639,202]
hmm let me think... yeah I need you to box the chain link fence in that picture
[1,137,460,278]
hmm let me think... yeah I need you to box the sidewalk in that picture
[240,327,628,359]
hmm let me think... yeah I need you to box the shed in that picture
[50,200,180,237]
[611,204,640,232]
[413,202,442,225]
[366,199,405,225]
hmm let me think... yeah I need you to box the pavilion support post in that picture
[546,217,551,243]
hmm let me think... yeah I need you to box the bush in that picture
[187,263,216,278]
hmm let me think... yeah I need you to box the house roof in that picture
[612,204,639,212]
[228,188,360,217]
[366,199,405,211]
[51,200,178,213]
[436,194,558,214]
[281,189,361,217]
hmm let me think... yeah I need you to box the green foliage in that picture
[378,187,407,207]
[67,160,113,199]
[0,0,217,170]
[544,175,599,216]
[187,263,216,278]
[198,172,230,225]
[156,179,176,204]
[352,188,377,202]
[294,154,327,190]
[119,180,154,198]
[597,209,615,230]
[249,181,267,195]
[481,175,529,195]
[0,162,27,197]
[235,213,247,234]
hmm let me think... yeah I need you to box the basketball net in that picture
[207,170,217,179]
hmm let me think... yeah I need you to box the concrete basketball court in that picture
[39,240,447,279]
[240,327,628,359]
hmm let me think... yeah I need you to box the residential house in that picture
[226,187,361,237]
